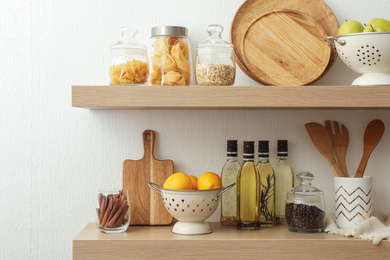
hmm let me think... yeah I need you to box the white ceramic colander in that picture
[148,182,235,235]
[326,32,390,86]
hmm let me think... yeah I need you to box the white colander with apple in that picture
[326,18,390,86]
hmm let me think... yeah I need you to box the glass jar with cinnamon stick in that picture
[95,189,130,233]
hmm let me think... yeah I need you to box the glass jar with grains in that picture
[109,26,149,86]
[195,24,236,86]
[150,26,192,86]
[285,171,326,233]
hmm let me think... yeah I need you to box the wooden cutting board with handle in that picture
[123,130,173,225]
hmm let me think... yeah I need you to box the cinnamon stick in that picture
[101,198,113,227]
[107,200,127,227]
[98,193,103,208]
[112,205,129,228]
[105,198,120,227]
[99,197,107,224]
[119,195,125,204]
[96,208,100,219]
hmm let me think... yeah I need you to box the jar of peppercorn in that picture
[285,171,326,233]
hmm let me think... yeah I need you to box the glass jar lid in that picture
[111,26,146,52]
[287,171,324,203]
[151,26,188,37]
[197,24,233,52]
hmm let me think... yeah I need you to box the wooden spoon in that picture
[305,122,344,177]
[354,119,385,178]
[325,120,349,177]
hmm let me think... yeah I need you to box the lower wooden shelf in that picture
[73,222,389,259]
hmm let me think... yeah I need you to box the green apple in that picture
[366,18,390,31]
[338,20,364,36]
[363,24,388,32]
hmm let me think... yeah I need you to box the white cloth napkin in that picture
[325,211,390,245]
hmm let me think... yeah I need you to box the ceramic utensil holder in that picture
[334,176,373,229]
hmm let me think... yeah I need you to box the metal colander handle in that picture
[215,183,236,200]
[325,36,346,47]
[148,182,163,199]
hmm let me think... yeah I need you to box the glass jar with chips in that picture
[149,26,192,86]
[109,26,149,86]
[195,25,236,86]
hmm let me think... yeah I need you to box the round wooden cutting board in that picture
[230,0,339,84]
[241,10,331,86]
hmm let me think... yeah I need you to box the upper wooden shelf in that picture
[73,222,390,259]
[72,85,390,110]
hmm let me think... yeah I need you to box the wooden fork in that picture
[325,121,349,177]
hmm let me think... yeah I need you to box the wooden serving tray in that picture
[230,0,339,84]
[241,10,331,86]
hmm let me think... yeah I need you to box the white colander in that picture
[148,182,235,235]
[326,32,390,86]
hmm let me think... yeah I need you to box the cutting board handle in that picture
[142,130,155,160]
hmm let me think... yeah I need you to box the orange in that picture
[188,175,198,190]
[163,172,193,190]
[197,172,222,190]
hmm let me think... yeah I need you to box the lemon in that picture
[188,175,198,190]
[163,172,193,190]
[197,172,222,190]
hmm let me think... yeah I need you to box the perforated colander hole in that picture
[210,208,213,211]
[187,205,190,208]
[201,209,204,212]
[193,209,195,212]
[367,45,369,47]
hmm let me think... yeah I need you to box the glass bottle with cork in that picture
[221,140,241,225]
[236,141,261,230]
[256,140,276,227]
[274,140,294,224]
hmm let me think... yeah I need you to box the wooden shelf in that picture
[73,223,389,259]
[72,85,390,110]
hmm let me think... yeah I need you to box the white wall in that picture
[1,0,389,259]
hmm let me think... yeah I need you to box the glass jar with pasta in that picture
[195,25,236,86]
[150,26,192,86]
[110,26,149,86]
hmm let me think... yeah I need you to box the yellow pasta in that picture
[110,59,149,85]
[150,36,191,86]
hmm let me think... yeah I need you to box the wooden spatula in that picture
[355,119,385,178]
[305,122,344,177]
[325,121,349,177]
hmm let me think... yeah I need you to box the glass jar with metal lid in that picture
[285,171,326,233]
[195,25,236,86]
[109,26,149,86]
[149,26,192,86]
